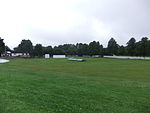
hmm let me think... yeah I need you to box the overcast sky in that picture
[0,0,150,48]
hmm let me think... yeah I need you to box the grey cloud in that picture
[42,0,150,46]
[3,0,150,48]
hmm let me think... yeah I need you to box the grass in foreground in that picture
[0,58,150,113]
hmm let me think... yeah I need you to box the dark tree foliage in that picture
[118,45,126,56]
[139,37,149,57]
[5,46,12,52]
[107,38,119,55]
[134,41,141,56]
[33,44,43,57]
[76,43,89,56]
[53,44,77,55]
[53,45,65,55]
[103,48,109,55]
[11,37,150,57]
[62,44,77,55]
[126,38,136,56]
[0,37,5,57]
[14,39,33,55]
[126,37,150,57]
[148,40,150,56]
[89,41,103,56]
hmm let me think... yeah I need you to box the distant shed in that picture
[45,54,50,58]
[53,55,66,58]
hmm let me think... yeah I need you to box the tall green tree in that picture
[89,41,103,56]
[76,43,83,56]
[139,37,149,57]
[118,45,126,55]
[76,43,89,56]
[0,37,5,57]
[33,44,43,57]
[107,38,119,55]
[14,39,33,55]
[81,44,89,56]
[53,45,65,55]
[62,44,77,55]
[126,38,136,56]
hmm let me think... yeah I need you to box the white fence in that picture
[104,56,150,60]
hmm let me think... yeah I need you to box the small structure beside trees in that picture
[45,54,50,59]
[53,55,66,58]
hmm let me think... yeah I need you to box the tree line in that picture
[1,37,150,57]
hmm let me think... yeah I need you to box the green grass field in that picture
[0,58,150,113]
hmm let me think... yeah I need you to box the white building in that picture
[53,55,66,58]
[45,54,50,58]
